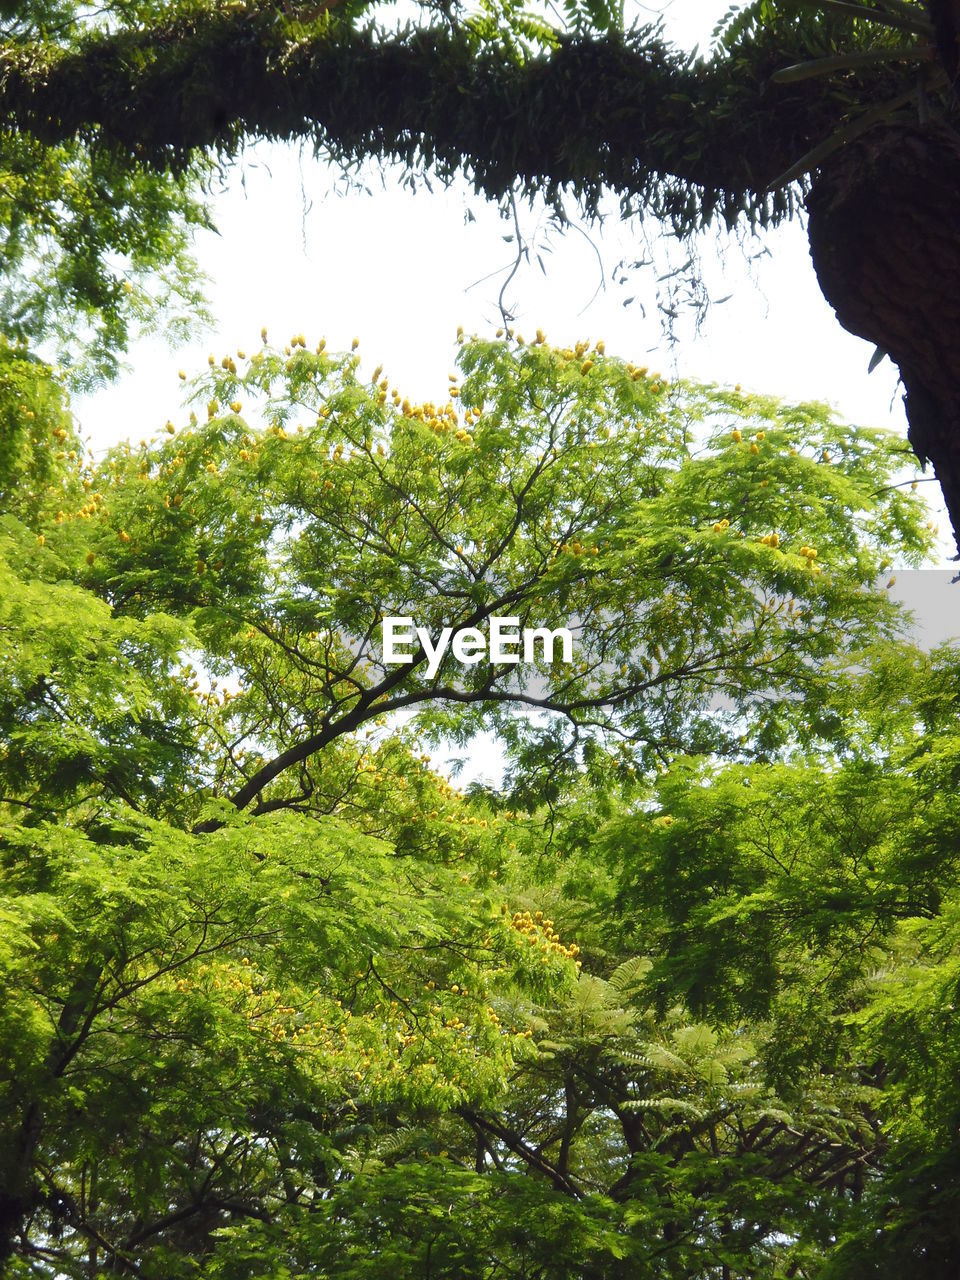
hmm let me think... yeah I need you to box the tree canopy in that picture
[4,3,960,1272]
[3,332,959,1276]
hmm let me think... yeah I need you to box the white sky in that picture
[70,0,958,781]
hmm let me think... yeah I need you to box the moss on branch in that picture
[0,7,911,230]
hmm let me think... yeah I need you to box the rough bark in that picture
[807,121,960,555]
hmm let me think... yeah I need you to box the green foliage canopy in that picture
[2,334,958,1277]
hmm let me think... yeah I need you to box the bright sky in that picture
[70,0,958,780]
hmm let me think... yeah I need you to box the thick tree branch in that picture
[0,13,905,228]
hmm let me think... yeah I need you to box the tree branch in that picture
[0,13,907,229]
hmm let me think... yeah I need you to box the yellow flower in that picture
[230,401,242,414]
[750,443,759,455]
[165,422,176,434]
[351,337,360,350]
[178,370,186,380]
[731,429,742,442]
[85,551,96,565]
[36,534,44,546]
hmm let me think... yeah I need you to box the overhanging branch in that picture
[0,11,908,229]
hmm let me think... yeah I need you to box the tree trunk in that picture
[806,121,960,556]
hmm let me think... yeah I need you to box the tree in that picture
[2,0,959,539]
[2,331,952,1276]
[0,3,212,385]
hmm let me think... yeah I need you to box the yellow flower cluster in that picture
[400,397,483,439]
[712,518,731,533]
[759,532,780,548]
[509,909,581,966]
[557,539,599,556]
[568,339,597,359]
